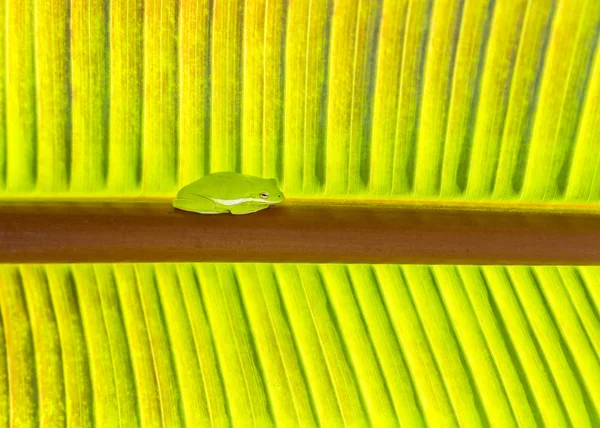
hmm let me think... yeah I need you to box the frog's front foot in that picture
[228,204,270,215]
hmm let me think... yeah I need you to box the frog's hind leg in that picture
[172,195,226,214]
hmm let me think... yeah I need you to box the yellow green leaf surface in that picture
[0,264,598,426]
[2,1,600,427]
[0,1,599,202]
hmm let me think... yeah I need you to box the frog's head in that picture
[254,178,285,205]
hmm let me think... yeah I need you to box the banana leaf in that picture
[1,264,598,426]
[1,0,599,426]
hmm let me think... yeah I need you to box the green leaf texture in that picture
[0,263,598,426]
[0,1,599,201]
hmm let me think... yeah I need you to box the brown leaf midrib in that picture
[1,201,599,265]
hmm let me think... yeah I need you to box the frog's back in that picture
[178,172,255,198]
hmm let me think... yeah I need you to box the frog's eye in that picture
[259,192,269,200]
